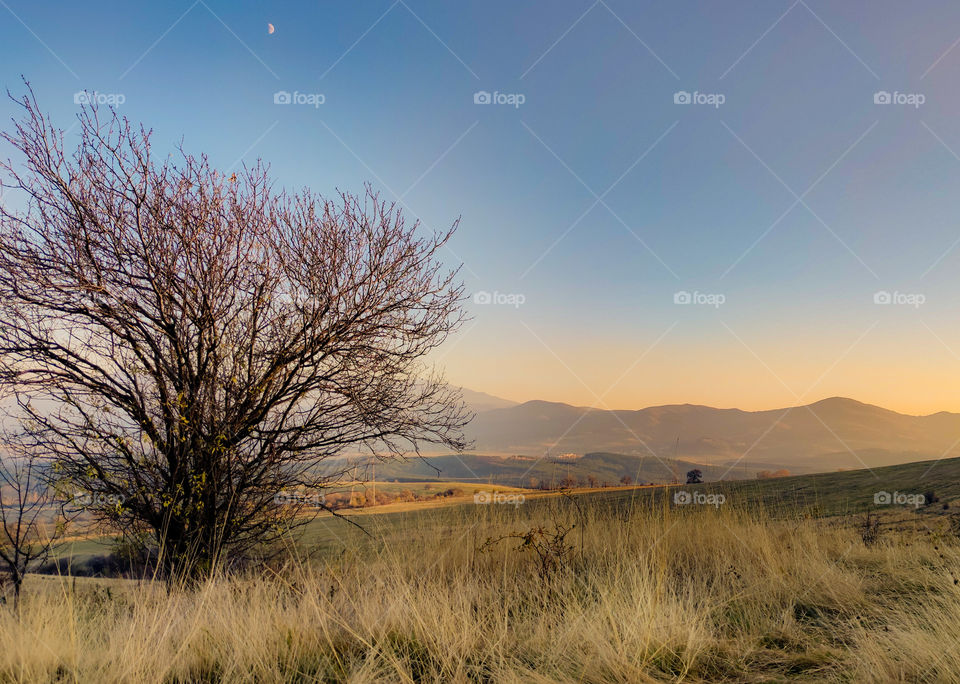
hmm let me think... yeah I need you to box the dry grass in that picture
[2,496,960,682]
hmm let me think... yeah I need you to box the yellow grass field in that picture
[4,494,960,683]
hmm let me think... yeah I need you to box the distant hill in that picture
[458,388,518,414]
[463,396,960,473]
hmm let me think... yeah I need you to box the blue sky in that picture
[4,0,960,412]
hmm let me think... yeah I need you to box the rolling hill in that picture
[571,454,960,520]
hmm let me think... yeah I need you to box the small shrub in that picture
[859,512,881,547]
[480,522,576,580]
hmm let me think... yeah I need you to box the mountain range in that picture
[460,394,960,475]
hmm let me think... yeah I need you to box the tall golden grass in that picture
[2,495,959,682]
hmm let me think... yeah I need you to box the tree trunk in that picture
[12,568,23,614]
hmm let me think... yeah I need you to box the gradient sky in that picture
[3,1,960,414]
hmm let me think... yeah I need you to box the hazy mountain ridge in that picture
[458,387,519,413]
[464,395,960,472]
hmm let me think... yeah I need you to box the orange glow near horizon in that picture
[437,322,960,416]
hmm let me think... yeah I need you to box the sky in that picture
[3,1,960,414]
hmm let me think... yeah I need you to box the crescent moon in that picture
[267,23,275,34]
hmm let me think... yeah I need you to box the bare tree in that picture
[0,448,65,609]
[0,87,470,578]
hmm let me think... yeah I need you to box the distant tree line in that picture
[526,474,652,490]
[756,470,791,479]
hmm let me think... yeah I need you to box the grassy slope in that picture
[231,455,960,576]
[562,455,959,516]
[56,456,960,568]
[9,489,960,682]
[310,455,960,541]
[12,457,960,681]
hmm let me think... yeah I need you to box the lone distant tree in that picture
[686,469,703,484]
[0,447,67,609]
[619,475,632,486]
[587,474,598,488]
[0,88,469,578]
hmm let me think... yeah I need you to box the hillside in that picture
[346,454,960,536]
[560,453,960,521]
